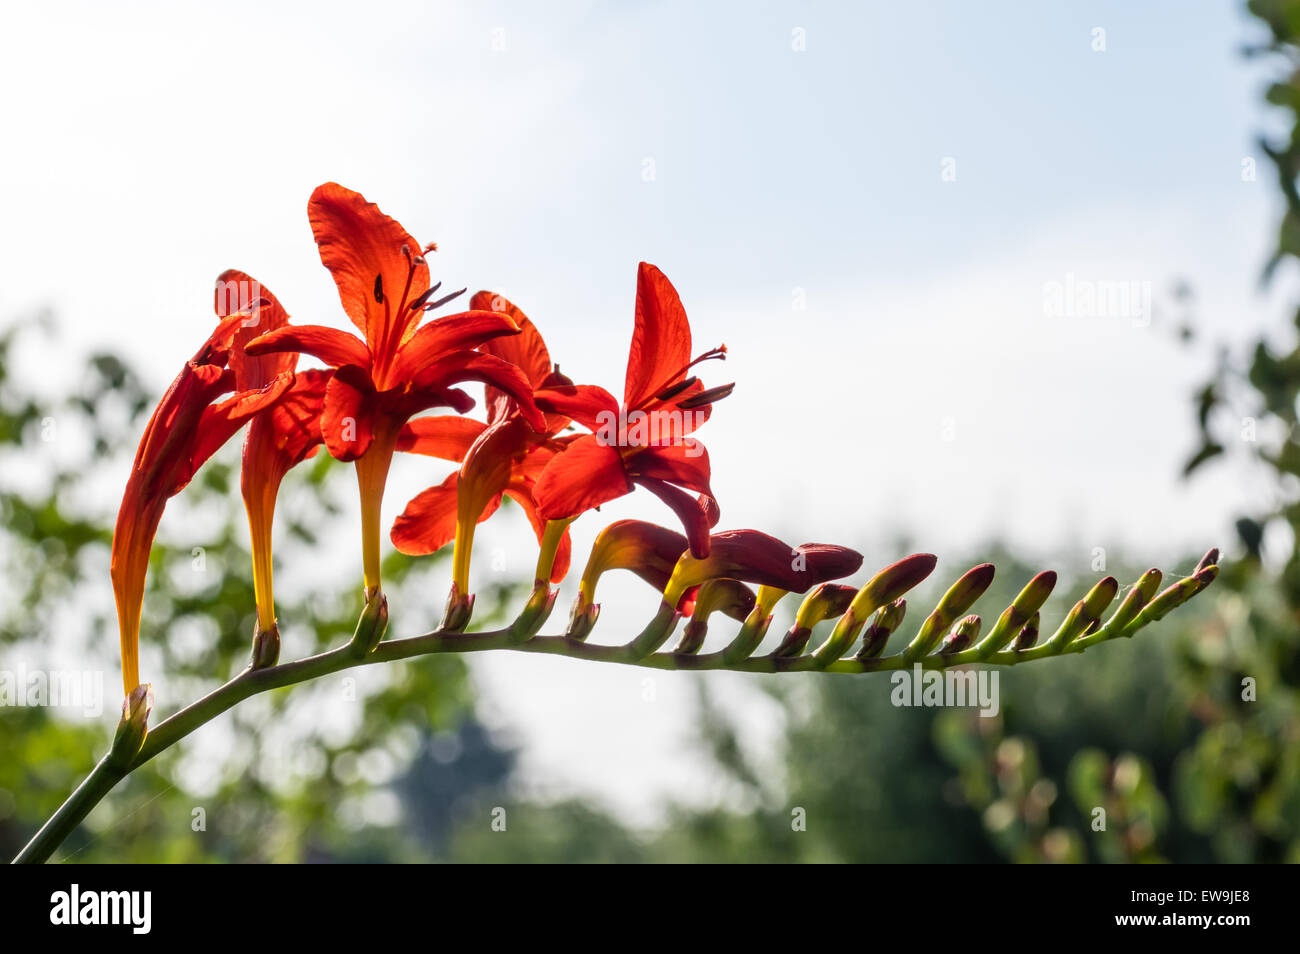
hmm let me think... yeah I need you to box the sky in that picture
[0,0,1289,823]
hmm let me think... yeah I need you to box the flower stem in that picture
[8,592,1166,864]
[11,756,125,864]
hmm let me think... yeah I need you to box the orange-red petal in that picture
[397,415,487,461]
[471,291,552,386]
[624,263,692,409]
[217,269,297,390]
[630,440,712,497]
[634,476,715,559]
[534,433,633,520]
[308,182,429,364]
[186,371,293,490]
[387,311,521,386]
[533,383,620,433]
[245,323,370,370]
[413,351,545,432]
[391,473,503,556]
[322,365,377,461]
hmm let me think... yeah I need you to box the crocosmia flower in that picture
[245,183,544,596]
[390,292,575,599]
[111,313,292,695]
[533,263,732,557]
[216,269,329,656]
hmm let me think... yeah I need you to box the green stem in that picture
[12,755,125,865]
[9,603,1137,864]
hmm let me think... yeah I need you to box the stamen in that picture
[423,287,467,311]
[655,375,698,402]
[407,281,442,312]
[641,344,728,408]
[677,382,735,410]
[373,274,384,304]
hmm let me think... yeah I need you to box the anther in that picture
[655,376,699,402]
[423,287,467,311]
[407,281,442,312]
[677,382,735,409]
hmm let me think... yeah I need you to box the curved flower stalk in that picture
[245,183,544,598]
[17,179,1223,865]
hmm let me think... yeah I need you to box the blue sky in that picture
[0,0,1285,820]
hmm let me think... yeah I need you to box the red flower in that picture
[533,263,732,557]
[391,292,576,592]
[111,313,292,696]
[245,183,544,595]
[217,269,329,644]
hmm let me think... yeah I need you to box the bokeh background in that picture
[1,0,1297,861]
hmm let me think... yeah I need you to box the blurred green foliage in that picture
[0,317,521,862]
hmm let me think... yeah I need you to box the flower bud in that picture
[902,563,995,662]
[1047,576,1117,650]
[576,520,689,618]
[774,583,856,657]
[856,598,906,660]
[941,614,982,654]
[1135,566,1218,625]
[975,570,1056,658]
[812,554,937,665]
[721,586,785,664]
[674,579,756,654]
[1014,612,1040,650]
[664,530,863,611]
[1103,568,1162,637]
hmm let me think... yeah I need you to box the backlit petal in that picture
[625,262,692,408]
[218,269,296,390]
[322,365,376,461]
[308,182,429,363]
[414,350,545,431]
[246,323,370,370]
[534,434,632,520]
[533,383,620,433]
[397,415,487,461]
[387,311,521,387]
[471,291,553,386]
